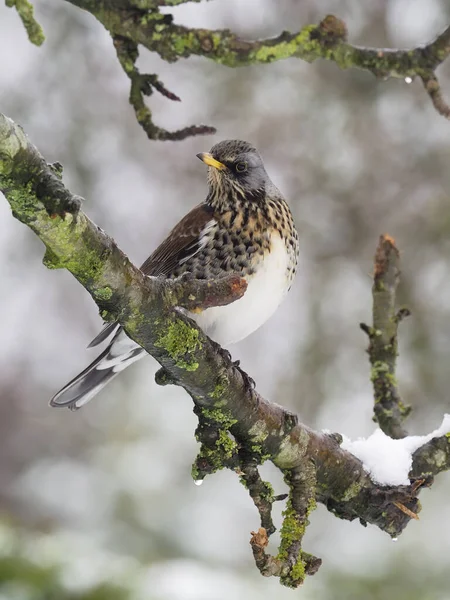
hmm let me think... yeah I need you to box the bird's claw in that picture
[234,363,255,389]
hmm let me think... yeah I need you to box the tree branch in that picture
[2,113,450,588]
[360,235,411,439]
[6,0,45,46]
[411,435,450,478]
[113,35,216,141]
[421,73,450,119]
[60,2,450,136]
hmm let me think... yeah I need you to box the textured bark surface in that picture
[1,113,450,588]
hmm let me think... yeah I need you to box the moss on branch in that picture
[6,0,45,46]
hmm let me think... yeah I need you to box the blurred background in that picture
[1,0,450,598]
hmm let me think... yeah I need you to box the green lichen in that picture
[193,438,234,477]
[216,429,237,459]
[432,449,447,469]
[250,445,271,463]
[4,179,38,224]
[95,286,113,301]
[278,501,305,560]
[289,558,305,584]
[340,480,362,502]
[191,464,200,481]
[6,186,106,284]
[275,429,309,468]
[251,25,319,64]
[277,496,317,588]
[371,360,399,403]
[140,11,166,26]
[6,0,45,46]
[293,26,324,58]
[371,360,390,380]
[42,246,62,269]
[28,211,105,285]
[238,474,247,489]
[248,420,269,443]
[260,481,275,503]
[210,374,228,401]
[201,407,237,428]
[192,407,238,479]
[203,408,238,459]
[171,31,198,56]
[155,319,202,371]
[55,247,104,282]
[398,399,412,417]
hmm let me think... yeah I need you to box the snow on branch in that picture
[1,112,450,589]
[342,414,450,486]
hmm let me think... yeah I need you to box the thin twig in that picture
[393,501,419,520]
[238,453,276,536]
[421,73,450,119]
[6,0,44,46]
[113,35,215,141]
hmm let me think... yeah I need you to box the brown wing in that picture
[88,203,216,348]
[140,202,215,276]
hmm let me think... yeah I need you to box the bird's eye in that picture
[235,161,247,173]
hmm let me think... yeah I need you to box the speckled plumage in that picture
[50,140,299,410]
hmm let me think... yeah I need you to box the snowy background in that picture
[1,1,450,598]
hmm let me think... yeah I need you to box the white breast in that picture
[189,233,290,347]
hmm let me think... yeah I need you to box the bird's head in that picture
[197,140,271,208]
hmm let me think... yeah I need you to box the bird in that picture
[50,140,299,411]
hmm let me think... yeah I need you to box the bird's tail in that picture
[50,329,145,411]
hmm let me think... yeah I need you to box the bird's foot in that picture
[209,341,255,389]
[234,362,256,389]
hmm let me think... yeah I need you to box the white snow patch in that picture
[341,414,450,485]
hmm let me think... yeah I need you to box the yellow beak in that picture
[196,153,226,171]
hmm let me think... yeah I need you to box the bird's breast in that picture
[189,232,292,346]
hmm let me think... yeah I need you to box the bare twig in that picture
[360,234,411,439]
[113,35,215,141]
[421,73,450,119]
[6,0,44,46]
[393,501,419,520]
[238,453,276,536]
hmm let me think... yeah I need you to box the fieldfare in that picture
[50,140,299,410]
